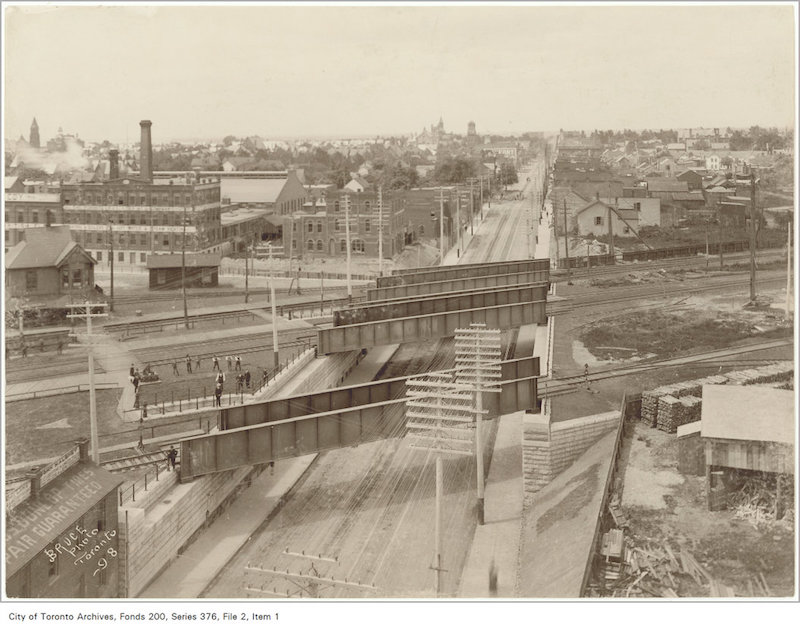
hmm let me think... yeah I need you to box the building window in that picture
[334,201,340,213]
[17,211,23,223]
[419,225,425,236]
[73,269,82,287]
[352,239,365,253]
[364,201,371,210]
[25,270,37,290]
[341,239,347,252]
[96,251,103,262]
[140,253,147,263]
[119,251,124,261]
[365,219,371,232]
[140,234,148,246]
[634,202,641,212]
[595,216,603,226]
[307,222,313,233]
[316,239,323,251]
[32,211,38,224]
[335,220,341,232]
[307,239,314,250]
[62,269,70,289]
[292,222,297,232]
[157,271,166,285]
[317,221,323,233]
[292,239,297,250]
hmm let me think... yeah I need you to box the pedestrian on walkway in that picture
[57,340,64,355]
[235,355,242,372]
[196,355,201,371]
[262,369,269,385]
[130,364,136,378]
[132,375,140,393]
[166,445,178,471]
[245,370,251,389]
[226,355,232,371]
[214,383,222,406]
[172,360,180,376]
[21,342,27,358]
[216,371,225,386]
[212,355,220,371]
[142,403,148,420]
[236,373,244,393]
[185,355,192,374]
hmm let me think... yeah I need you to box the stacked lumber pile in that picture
[657,395,703,433]
[725,362,793,386]
[641,388,669,427]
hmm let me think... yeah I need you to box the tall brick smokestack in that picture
[139,120,153,182]
[109,149,119,180]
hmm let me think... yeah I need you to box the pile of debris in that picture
[729,473,795,529]
[589,534,776,598]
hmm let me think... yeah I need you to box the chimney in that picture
[109,149,120,180]
[140,120,153,183]
[27,466,42,500]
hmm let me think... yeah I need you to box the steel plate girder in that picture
[389,258,550,278]
[220,355,540,430]
[319,300,547,355]
[181,376,537,481]
[367,270,550,302]
[335,283,549,326]
[376,259,550,288]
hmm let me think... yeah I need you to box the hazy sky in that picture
[3,2,797,143]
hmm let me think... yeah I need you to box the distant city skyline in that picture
[3,3,796,145]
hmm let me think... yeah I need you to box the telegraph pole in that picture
[245,236,250,304]
[377,186,384,277]
[749,172,758,302]
[66,302,108,464]
[456,192,462,257]
[344,193,352,300]
[267,243,279,369]
[563,199,572,284]
[786,219,792,319]
[181,203,189,329]
[438,187,445,265]
[468,178,475,235]
[108,219,114,311]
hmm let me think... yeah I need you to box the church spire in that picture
[30,117,40,148]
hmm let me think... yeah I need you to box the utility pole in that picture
[705,223,710,273]
[405,372,475,597]
[245,236,250,304]
[786,219,792,319]
[468,178,475,235]
[749,172,758,302]
[563,199,572,284]
[66,302,108,464]
[181,204,189,329]
[108,219,114,311]
[607,202,615,264]
[479,176,484,221]
[377,186,384,277]
[456,192,462,257]
[267,243,279,369]
[438,187,445,265]
[454,324,501,526]
[344,193,352,300]
[718,205,724,270]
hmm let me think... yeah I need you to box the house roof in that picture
[701,385,794,445]
[5,175,20,190]
[647,178,689,193]
[671,192,705,202]
[5,226,96,270]
[146,252,221,269]
[5,463,123,578]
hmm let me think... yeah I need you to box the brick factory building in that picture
[59,121,226,267]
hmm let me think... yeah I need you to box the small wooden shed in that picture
[146,253,221,290]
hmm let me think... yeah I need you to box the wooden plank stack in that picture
[725,362,793,386]
[657,394,703,433]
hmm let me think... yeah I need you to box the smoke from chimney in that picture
[140,120,153,182]
[109,148,119,180]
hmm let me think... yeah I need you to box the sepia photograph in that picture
[1,0,797,614]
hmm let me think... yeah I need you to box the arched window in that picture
[364,201,371,210]
[340,239,347,252]
[316,239,323,251]
[307,239,314,250]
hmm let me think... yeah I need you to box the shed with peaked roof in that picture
[145,252,221,289]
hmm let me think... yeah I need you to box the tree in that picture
[498,161,518,186]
